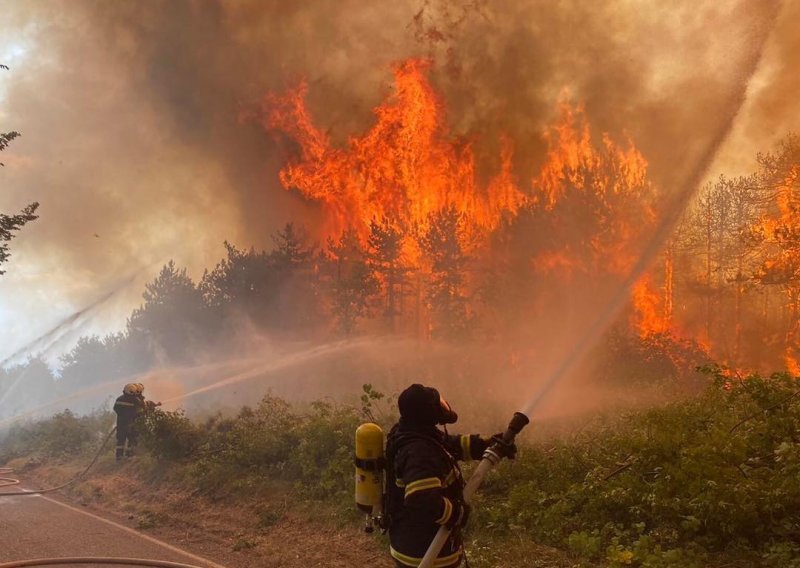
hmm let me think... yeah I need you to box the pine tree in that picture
[367,219,409,332]
[201,241,274,325]
[269,222,321,332]
[327,230,379,335]
[419,206,471,339]
[0,64,38,274]
[128,261,209,363]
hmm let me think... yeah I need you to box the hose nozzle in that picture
[484,411,530,463]
[504,411,530,441]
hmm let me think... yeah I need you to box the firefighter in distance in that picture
[385,384,517,568]
[113,383,160,461]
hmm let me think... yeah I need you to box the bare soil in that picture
[12,455,582,568]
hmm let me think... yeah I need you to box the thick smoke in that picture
[0,1,793,411]
[713,0,800,175]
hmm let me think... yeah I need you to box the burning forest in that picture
[257,55,800,382]
[0,0,793,400]
[2,1,800,567]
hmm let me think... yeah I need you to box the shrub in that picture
[0,409,113,462]
[10,375,800,565]
[183,396,362,499]
[475,366,800,565]
[290,400,361,499]
[139,408,202,460]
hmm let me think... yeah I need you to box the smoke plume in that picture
[0,0,794,368]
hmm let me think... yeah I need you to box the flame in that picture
[785,350,800,377]
[751,164,800,374]
[631,274,671,338]
[261,57,671,340]
[537,101,649,203]
[262,59,527,261]
[693,335,712,356]
[533,98,655,276]
[536,101,649,212]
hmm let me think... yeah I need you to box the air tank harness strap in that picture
[353,456,386,471]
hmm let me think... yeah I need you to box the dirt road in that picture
[0,491,227,567]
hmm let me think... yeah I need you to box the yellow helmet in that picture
[123,383,138,395]
[135,383,145,395]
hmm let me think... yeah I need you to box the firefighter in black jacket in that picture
[113,383,160,461]
[385,384,516,568]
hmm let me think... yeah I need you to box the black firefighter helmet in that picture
[398,384,458,426]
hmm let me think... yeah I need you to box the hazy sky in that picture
[0,0,796,366]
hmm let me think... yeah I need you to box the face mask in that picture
[436,393,458,425]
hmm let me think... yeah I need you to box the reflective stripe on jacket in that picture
[390,545,463,568]
[385,422,489,566]
[113,393,145,423]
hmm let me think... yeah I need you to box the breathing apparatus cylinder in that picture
[354,422,385,532]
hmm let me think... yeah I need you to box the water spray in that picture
[0,338,378,430]
[418,5,781,565]
[0,358,248,428]
[0,273,141,369]
[0,271,147,416]
[158,338,374,405]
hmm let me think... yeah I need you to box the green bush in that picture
[183,395,361,499]
[290,400,361,499]
[475,366,800,565]
[8,374,800,566]
[140,408,202,460]
[0,409,113,462]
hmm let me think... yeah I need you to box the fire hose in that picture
[418,412,530,568]
[0,426,116,497]
[0,559,206,568]
[0,427,223,568]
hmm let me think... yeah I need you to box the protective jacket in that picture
[113,393,145,423]
[113,393,146,459]
[386,419,489,568]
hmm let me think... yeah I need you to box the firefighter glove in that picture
[490,433,517,460]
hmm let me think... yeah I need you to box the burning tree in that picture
[262,58,528,255]
[683,176,757,355]
[262,57,664,348]
[749,136,800,373]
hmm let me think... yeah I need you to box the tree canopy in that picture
[0,64,38,274]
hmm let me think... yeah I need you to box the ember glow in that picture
[753,163,800,374]
[631,275,672,339]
